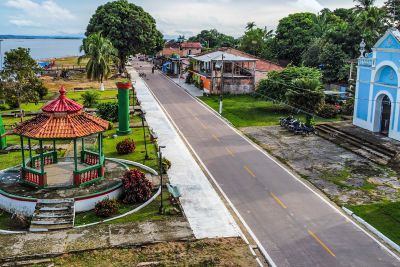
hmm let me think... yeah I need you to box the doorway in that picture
[380,95,391,136]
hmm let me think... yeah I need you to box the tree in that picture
[354,0,377,10]
[286,78,325,126]
[79,33,119,91]
[355,7,387,48]
[239,24,274,59]
[384,0,400,27]
[273,13,318,65]
[187,29,237,48]
[246,22,256,31]
[86,0,164,72]
[0,48,44,120]
[302,39,350,84]
[257,66,322,101]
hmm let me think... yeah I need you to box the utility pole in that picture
[0,39,3,70]
[219,53,224,115]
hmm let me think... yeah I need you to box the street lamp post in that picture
[158,145,166,214]
[140,110,150,160]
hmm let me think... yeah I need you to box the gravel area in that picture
[242,126,400,205]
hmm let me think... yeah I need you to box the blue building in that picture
[354,28,400,140]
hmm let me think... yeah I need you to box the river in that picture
[0,38,83,68]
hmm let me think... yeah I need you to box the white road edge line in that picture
[136,70,270,267]
[162,74,400,262]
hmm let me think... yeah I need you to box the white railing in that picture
[358,58,376,67]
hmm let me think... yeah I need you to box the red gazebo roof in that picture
[42,86,83,113]
[13,87,109,139]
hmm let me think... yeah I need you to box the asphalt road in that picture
[134,61,399,267]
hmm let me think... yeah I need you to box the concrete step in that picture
[29,198,75,232]
[318,124,395,158]
[316,124,391,165]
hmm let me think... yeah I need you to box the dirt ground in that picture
[41,73,117,92]
[242,126,400,205]
[38,238,257,267]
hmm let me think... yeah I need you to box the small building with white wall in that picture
[353,28,400,140]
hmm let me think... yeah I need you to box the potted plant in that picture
[116,79,132,89]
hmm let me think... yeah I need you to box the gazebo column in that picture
[52,140,57,163]
[73,139,78,172]
[98,133,104,177]
[39,140,45,187]
[20,136,25,168]
[28,138,32,166]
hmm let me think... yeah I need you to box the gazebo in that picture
[13,86,109,188]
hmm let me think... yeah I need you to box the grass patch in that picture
[199,94,342,127]
[74,191,179,226]
[348,201,400,245]
[319,168,351,188]
[102,126,158,171]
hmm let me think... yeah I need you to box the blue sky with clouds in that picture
[0,0,386,38]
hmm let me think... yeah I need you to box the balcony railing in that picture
[74,164,104,186]
[22,167,46,187]
[358,58,376,67]
[29,151,57,169]
[81,150,101,165]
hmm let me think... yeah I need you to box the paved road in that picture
[134,62,399,266]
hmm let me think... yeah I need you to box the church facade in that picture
[353,28,400,141]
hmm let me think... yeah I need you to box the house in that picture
[353,28,400,140]
[180,42,202,57]
[188,48,283,94]
[217,47,284,84]
[159,41,202,58]
[189,51,257,94]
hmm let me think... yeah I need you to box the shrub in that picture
[94,198,120,218]
[122,169,153,204]
[0,104,8,111]
[318,104,338,118]
[116,138,136,154]
[81,91,100,108]
[96,102,118,122]
[341,98,354,116]
[185,72,193,84]
[108,121,114,130]
[162,157,171,174]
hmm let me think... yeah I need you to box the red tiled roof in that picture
[181,42,202,49]
[42,86,83,113]
[13,87,109,139]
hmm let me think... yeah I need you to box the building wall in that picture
[353,30,400,141]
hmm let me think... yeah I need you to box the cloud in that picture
[6,0,75,23]
[9,18,41,27]
[293,0,324,12]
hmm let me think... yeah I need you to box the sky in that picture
[0,0,387,38]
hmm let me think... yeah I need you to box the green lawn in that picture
[102,125,158,171]
[199,95,341,127]
[348,201,400,245]
[74,191,179,226]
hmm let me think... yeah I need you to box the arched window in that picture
[375,66,398,86]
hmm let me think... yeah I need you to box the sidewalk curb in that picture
[342,207,400,253]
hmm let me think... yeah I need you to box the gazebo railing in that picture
[21,167,46,187]
[29,151,58,169]
[74,164,104,186]
[81,150,100,165]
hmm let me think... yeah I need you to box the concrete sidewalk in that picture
[130,68,240,239]
[0,219,192,262]
[171,77,204,97]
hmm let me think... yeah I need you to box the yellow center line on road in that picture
[212,134,220,142]
[226,147,235,157]
[308,230,336,257]
[270,192,287,209]
[193,116,208,129]
[244,165,256,177]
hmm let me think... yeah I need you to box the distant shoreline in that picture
[0,35,83,40]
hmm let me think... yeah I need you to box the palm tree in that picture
[246,22,256,31]
[354,0,376,10]
[79,33,118,91]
